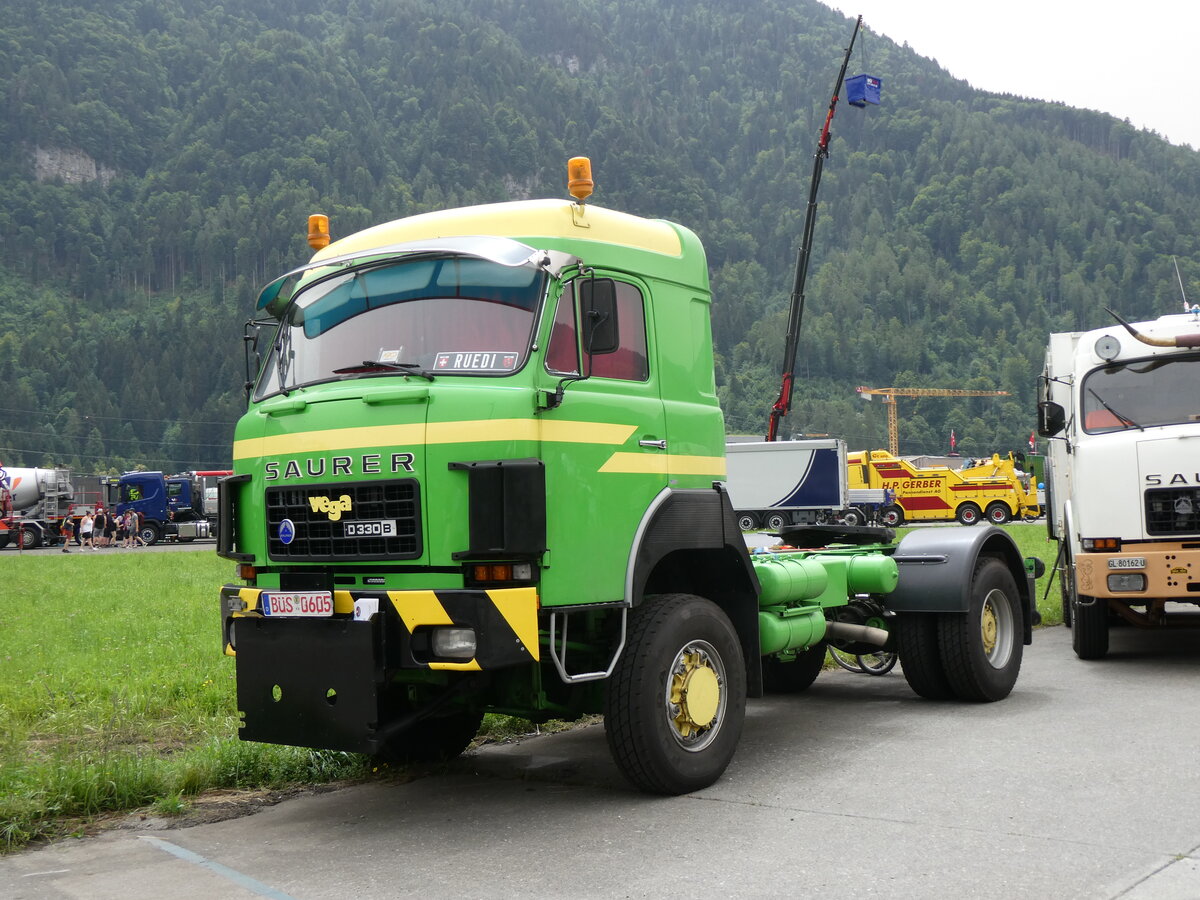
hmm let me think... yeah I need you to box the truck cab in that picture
[1039,311,1200,657]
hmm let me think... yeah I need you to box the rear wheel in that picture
[840,509,864,527]
[985,502,1012,525]
[762,643,826,692]
[895,613,954,700]
[765,512,788,531]
[737,513,759,532]
[1072,595,1109,660]
[956,503,982,526]
[605,593,746,794]
[937,557,1023,701]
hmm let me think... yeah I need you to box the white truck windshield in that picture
[1081,352,1200,433]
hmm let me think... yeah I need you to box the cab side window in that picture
[545,278,648,381]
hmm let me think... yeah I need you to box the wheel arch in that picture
[629,486,763,697]
[885,525,1035,644]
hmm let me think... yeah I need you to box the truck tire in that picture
[762,642,826,692]
[139,522,162,546]
[20,525,42,550]
[765,512,788,531]
[840,508,864,527]
[604,593,746,795]
[737,513,760,531]
[956,502,982,526]
[985,502,1011,525]
[936,557,1023,701]
[376,709,485,764]
[895,613,955,700]
[0,532,8,550]
[1072,595,1109,660]
[881,506,905,527]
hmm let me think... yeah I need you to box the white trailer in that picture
[1038,310,1200,658]
[724,439,848,531]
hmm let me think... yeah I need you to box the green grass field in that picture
[0,551,370,851]
[0,524,1060,851]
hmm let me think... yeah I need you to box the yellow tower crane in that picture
[855,386,1010,456]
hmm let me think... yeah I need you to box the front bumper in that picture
[220,585,540,753]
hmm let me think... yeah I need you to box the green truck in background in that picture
[218,159,1039,794]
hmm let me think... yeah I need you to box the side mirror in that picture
[1037,401,1066,437]
[580,279,619,355]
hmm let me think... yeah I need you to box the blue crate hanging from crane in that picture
[846,74,881,107]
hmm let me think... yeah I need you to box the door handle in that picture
[638,439,667,450]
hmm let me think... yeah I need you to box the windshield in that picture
[254,255,547,399]
[1080,352,1200,433]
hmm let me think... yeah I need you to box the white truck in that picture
[1038,308,1200,658]
[0,464,73,549]
[725,439,849,531]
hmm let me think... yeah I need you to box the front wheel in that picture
[20,525,42,550]
[605,593,747,795]
[956,502,982,526]
[881,506,905,527]
[937,557,1023,701]
[139,522,162,545]
[736,512,759,532]
[375,709,485,765]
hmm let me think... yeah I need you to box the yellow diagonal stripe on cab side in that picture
[598,453,727,476]
[233,419,637,460]
[488,588,540,662]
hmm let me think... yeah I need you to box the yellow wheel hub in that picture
[981,602,998,655]
[670,650,721,737]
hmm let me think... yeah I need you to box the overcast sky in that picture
[823,2,1200,151]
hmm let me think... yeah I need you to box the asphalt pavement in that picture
[5,624,1200,899]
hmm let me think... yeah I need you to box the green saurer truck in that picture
[219,159,1039,794]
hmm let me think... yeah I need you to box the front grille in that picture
[266,480,421,561]
[1145,488,1200,536]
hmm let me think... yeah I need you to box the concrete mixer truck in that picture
[0,463,74,549]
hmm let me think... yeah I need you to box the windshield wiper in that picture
[1087,387,1143,431]
[333,360,436,381]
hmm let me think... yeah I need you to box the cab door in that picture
[535,274,666,607]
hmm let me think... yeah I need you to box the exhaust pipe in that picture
[1106,308,1200,348]
[825,620,889,647]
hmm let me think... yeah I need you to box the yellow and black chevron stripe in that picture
[386,587,540,671]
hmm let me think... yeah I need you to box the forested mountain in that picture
[1,0,1198,471]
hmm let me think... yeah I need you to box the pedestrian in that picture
[80,511,95,550]
[60,517,73,552]
[102,507,116,547]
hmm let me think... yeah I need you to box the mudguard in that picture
[885,525,1035,644]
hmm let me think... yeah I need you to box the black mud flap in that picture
[235,616,387,754]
